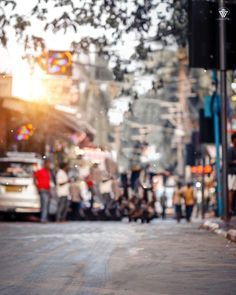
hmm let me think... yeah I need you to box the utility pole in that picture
[201,144,205,219]
[177,47,190,178]
[219,0,229,220]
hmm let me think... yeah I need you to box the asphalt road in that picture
[0,220,236,295]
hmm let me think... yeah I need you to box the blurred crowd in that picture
[34,157,210,223]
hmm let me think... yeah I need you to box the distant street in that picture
[0,220,236,295]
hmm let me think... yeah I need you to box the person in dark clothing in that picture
[120,172,129,199]
[160,191,167,219]
[139,165,153,203]
[228,134,236,215]
[69,177,81,220]
[130,167,141,192]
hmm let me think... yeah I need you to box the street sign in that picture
[47,51,73,76]
[191,165,213,175]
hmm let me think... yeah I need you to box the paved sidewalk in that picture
[202,217,236,242]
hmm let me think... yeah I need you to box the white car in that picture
[0,152,42,213]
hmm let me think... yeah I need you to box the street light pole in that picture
[219,0,229,220]
[201,144,205,219]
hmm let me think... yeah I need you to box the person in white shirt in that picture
[56,162,70,222]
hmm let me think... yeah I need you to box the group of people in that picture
[33,158,157,223]
[172,182,196,223]
[117,193,157,223]
[34,160,72,223]
[34,157,198,224]
[19,131,236,224]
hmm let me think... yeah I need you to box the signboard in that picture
[191,165,212,175]
[47,51,72,76]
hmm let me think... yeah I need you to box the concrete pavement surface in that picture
[0,220,236,295]
[202,218,236,243]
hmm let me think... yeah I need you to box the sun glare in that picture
[12,63,46,101]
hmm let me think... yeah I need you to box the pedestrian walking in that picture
[130,165,141,192]
[139,165,153,203]
[69,177,81,220]
[120,172,129,199]
[56,162,70,222]
[90,162,102,200]
[100,174,113,217]
[184,183,195,222]
[172,182,184,223]
[160,190,167,219]
[228,133,236,216]
[85,173,94,209]
[34,159,51,223]
[145,195,157,223]
[195,189,202,218]
[48,164,58,220]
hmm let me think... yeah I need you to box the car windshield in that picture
[0,161,39,178]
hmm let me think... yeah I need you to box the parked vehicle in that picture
[0,152,42,213]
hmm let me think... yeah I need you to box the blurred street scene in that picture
[0,0,236,294]
[1,0,236,223]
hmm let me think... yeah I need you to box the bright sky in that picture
[0,0,171,118]
[1,0,170,64]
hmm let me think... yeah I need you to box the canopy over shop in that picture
[0,96,96,158]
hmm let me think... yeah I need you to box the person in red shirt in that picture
[85,174,94,208]
[34,159,51,223]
